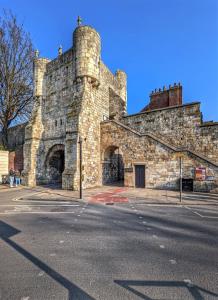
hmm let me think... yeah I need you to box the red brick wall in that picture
[8,147,24,172]
[141,84,182,112]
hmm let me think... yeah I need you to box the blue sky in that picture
[1,0,217,121]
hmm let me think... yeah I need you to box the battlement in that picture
[141,82,182,112]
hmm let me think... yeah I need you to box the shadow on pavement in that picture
[0,220,95,300]
[114,279,218,300]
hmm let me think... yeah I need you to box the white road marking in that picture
[169,259,177,264]
[159,245,165,249]
[59,240,64,244]
[0,204,80,207]
[21,297,30,300]
[50,253,56,256]
[138,216,143,219]
[184,279,194,287]
[152,235,158,239]
[142,221,147,224]
[184,206,218,219]
[13,198,77,205]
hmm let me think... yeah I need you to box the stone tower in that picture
[23,21,127,189]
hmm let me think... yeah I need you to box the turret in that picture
[73,25,101,85]
[33,50,50,96]
[115,70,127,103]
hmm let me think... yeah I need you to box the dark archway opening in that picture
[45,145,65,186]
[102,146,124,186]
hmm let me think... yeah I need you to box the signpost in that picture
[195,167,206,181]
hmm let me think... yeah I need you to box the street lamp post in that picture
[78,136,82,199]
[179,156,182,203]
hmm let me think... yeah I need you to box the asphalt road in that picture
[0,189,218,300]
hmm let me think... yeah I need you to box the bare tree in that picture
[0,10,34,149]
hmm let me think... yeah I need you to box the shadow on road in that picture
[114,279,218,300]
[0,220,95,300]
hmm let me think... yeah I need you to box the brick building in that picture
[2,21,218,192]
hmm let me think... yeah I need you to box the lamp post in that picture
[78,136,83,199]
[179,156,182,203]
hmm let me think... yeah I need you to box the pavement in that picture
[1,184,218,206]
[0,185,218,299]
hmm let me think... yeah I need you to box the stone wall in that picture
[123,102,218,164]
[101,120,218,191]
[0,123,26,150]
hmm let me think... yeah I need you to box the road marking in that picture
[59,240,64,244]
[152,235,158,239]
[184,206,218,219]
[0,211,84,215]
[169,259,177,264]
[142,221,147,224]
[50,253,56,256]
[138,216,143,219]
[184,279,194,287]
[13,198,78,205]
[0,204,80,207]
[159,245,165,249]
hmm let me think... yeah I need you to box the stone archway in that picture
[45,144,65,185]
[102,145,124,185]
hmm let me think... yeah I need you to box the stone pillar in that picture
[23,57,50,187]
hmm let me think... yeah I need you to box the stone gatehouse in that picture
[3,21,218,192]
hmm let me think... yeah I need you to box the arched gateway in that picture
[45,144,65,185]
[102,146,124,185]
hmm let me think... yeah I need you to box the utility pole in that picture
[78,136,82,199]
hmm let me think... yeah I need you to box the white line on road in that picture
[0,204,80,207]
[184,206,218,219]
[0,211,84,215]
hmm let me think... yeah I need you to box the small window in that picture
[60,119,63,125]
[55,120,57,127]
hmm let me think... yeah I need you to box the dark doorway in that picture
[135,165,145,188]
[182,178,193,192]
[45,144,65,186]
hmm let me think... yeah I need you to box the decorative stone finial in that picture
[77,16,82,26]
[58,45,62,56]
[34,49,39,58]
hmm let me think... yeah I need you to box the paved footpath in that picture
[0,185,218,299]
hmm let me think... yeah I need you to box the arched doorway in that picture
[45,144,65,185]
[102,146,124,185]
